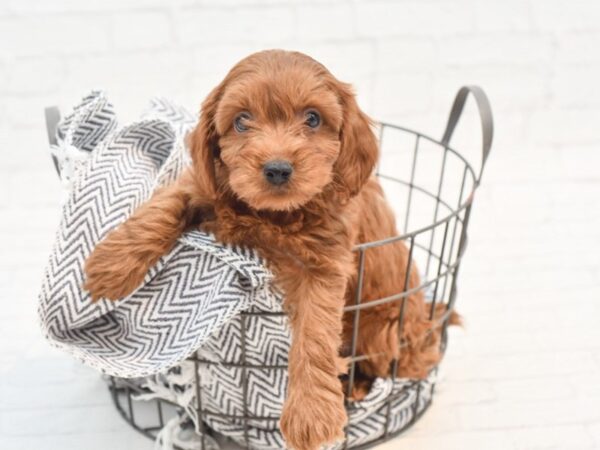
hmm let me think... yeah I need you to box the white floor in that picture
[1,127,599,450]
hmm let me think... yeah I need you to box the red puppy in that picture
[85,50,447,450]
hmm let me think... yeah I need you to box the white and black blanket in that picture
[38,92,434,450]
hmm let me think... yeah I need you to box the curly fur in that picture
[84,50,454,450]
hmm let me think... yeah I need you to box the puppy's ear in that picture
[188,84,223,199]
[334,83,379,198]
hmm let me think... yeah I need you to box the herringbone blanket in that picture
[38,92,434,450]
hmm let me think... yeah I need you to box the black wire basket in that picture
[48,85,493,449]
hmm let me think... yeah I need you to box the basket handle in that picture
[441,85,494,182]
[45,106,62,176]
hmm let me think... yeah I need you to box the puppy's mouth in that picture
[254,179,311,212]
[265,181,292,193]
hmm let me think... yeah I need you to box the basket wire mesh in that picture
[65,86,493,449]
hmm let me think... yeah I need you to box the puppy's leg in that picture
[279,259,350,450]
[355,291,439,380]
[84,170,203,301]
[344,239,445,382]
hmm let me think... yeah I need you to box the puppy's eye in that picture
[304,110,321,129]
[234,112,252,133]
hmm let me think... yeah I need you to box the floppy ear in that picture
[334,83,379,198]
[188,84,223,200]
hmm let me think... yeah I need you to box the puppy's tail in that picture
[433,303,462,328]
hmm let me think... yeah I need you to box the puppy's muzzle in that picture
[263,160,293,186]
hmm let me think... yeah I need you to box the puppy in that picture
[84,50,448,450]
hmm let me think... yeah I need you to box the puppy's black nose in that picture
[263,160,293,186]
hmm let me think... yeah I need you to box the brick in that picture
[296,3,355,41]
[1,167,62,208]
[531,0,600,32]
[557,145,600,180]
[439,34,554,66]
[510,425,595,450]
[0,16,111,57]
[444,350,600,382]
[557,32,600,64]
[112,11,172,51]
[0,432,149,450]
[588,422,600,446]
[458,397,600,430]
[474,0,532,32]
[178,0,286,5]
[376,38,437,72]
[176,6,294,45]
[530,108,600,146]
[6,0,168,13]
[61,51,192,120]
[0,62,7,88]
[356,0,475,38]
[462,330,547,357]
[0,374,110,409]
[1,405,132,436]
[372,71,433,117]
[552,66,600,107]
[492,377,578,403]
[2,94,58,128]
[434,65,550,113]
[379,430,515,450]
[1,57,65,94]
[434,381,496,406]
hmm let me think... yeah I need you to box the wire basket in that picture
[48,85,493,449]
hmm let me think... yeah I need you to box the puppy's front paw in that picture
[280,392,347,450]
[84,240,150,302]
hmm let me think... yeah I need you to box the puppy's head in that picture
[189,50,378,211]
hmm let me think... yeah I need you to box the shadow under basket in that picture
[90,86,493,449]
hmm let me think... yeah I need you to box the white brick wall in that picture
[1,1,599,449]
[1,0,599,154]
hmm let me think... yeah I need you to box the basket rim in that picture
[353,121,479,252]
